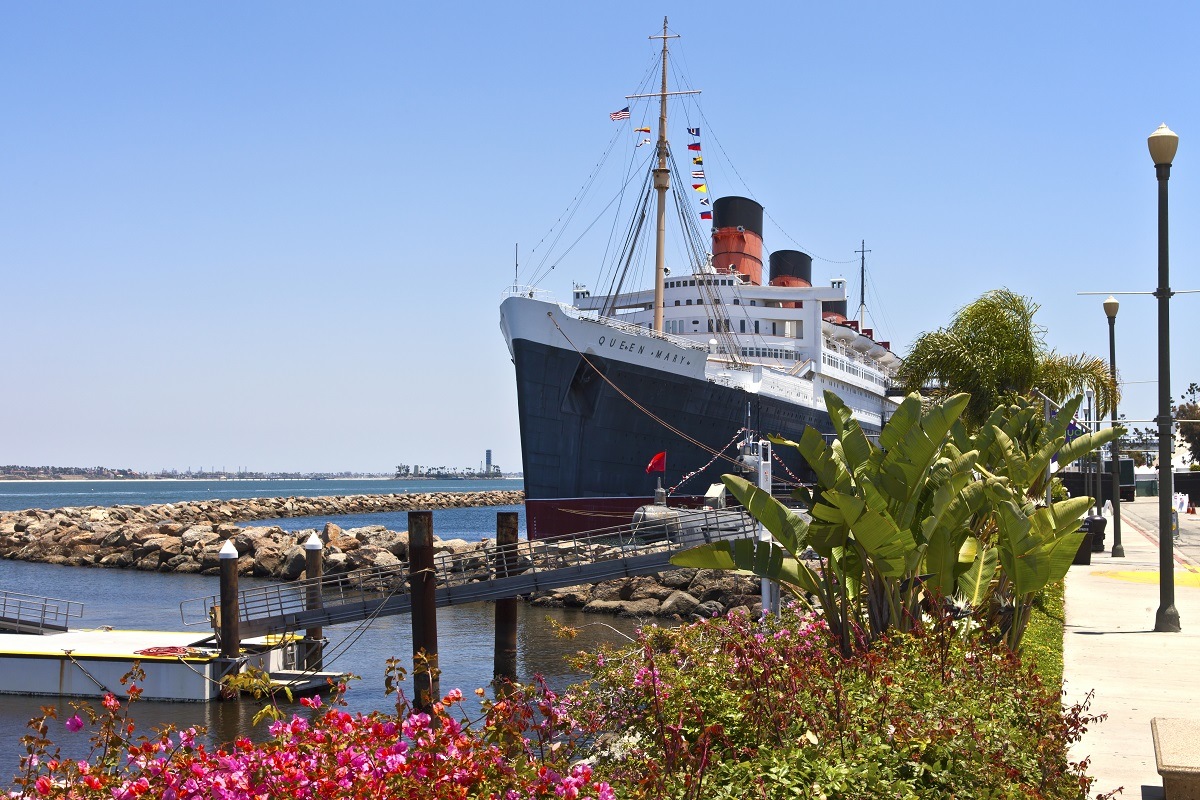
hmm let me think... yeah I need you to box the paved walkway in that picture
[1064,495,1200,799]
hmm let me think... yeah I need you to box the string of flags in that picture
[609,107,711,221]
[688,127,711,219]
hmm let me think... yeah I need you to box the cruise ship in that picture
[499,22,900,538]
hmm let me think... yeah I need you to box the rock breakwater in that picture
[0,492,522,576]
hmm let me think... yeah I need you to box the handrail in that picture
[179,506,759,631]
[0,589,85,633]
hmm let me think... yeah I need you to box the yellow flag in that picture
[692,183,708,193]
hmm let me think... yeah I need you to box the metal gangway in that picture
[179,506,759,640]
[0,590,85,634]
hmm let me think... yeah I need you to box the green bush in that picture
[568,606,1097,799]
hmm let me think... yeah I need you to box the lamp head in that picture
[1104,295,1119,319]
[1148,123,1179,166]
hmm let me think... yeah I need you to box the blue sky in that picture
[3,2,1198,473]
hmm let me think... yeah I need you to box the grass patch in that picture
[1021,578,1065,683]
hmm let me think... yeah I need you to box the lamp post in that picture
[1149,123,1180,632]
[1105,295,1125,557]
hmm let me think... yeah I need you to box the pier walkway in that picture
[180,507,759,639]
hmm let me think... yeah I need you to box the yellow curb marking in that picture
[1091,570,1200,587]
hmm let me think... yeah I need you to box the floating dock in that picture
[0,628,310,702]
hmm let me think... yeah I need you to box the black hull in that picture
[512,338,875,538]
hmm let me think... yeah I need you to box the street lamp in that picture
[1149,123,1180,632]
[1105,295,1124,557]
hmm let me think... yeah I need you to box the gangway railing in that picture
[0,590,84,634]
[180,506,758,639]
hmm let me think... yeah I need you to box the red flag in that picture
[645,451,667,473]
[700,211,712,220]
[687,142,702,151]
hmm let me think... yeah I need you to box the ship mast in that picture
[650,18,674,334]
[856,239,871,326]
[625,20,696,333]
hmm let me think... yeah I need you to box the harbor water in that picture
[0,480,644,773]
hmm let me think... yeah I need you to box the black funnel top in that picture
[769,250,813,283]
[712,196,763,236]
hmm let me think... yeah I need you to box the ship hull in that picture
[511,335,860,538]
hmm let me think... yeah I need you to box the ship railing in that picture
[179,506,759,632]
[500,285,557,302]
[0,589,84,634]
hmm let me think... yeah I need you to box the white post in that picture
[757,440,780,616]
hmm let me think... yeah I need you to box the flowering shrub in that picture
[10,666,612,799]
[565,606,1100,799]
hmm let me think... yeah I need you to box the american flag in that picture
[609,106,630,121]
[691,170,705,179]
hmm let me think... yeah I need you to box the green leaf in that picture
[720,474,809,556]
[670,539,811,591]
[957,545,998,607]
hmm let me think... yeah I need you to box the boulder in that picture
[280,546,307,580]
[658,590,700,618]
[584,598,661,618]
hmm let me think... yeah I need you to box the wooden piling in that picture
[218,540,240,659]
[408,510,439,711]
[304,533,324,671]
[493,512,519,688]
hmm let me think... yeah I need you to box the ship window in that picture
[733,298,740,305]
[693,320,699,326]
[772,322,777,335]
[750,300,757,306]
[724,320,731,331]
[708,319,714,332]
[686,299,692,305]
[674,300,680,306]
[697,297,703,304]
[739,319,745,333]
[796,320,803,338]
[754,321,760,334]
[689,280,695,286]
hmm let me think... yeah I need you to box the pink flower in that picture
[64,714,84,732]
[102,692,121,711]
[300,694,323,709]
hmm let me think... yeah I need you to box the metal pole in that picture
[493,512,519,690]
[757,440,779,616]
[1154,159,1180,632]
[304,533,324,670]
[218,540,241,659]
[408,510,441,709]
[1109,314,1125,557]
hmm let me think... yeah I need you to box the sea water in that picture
[0,480,643,773]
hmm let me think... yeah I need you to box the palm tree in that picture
[895,288,1118,429]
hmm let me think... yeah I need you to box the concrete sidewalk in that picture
[1064,496,1200,799]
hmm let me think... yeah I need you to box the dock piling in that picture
[408,511,440,711]
[304,533,324,671]
[493,512,519,688]
[218,540,240,660]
